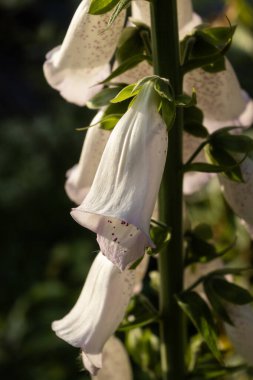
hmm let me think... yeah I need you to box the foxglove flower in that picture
[43,0,125,106]
[90,336,133,380]
[52,252,135,375]
[224,303,253,365]
[65,111,110,205]
[219,157,253,227]
[71,82,168,270]
[184,59,253,132]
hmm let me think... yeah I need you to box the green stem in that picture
[150,1,185,380]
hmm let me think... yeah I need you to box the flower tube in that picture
[184,59,253,132]
[43,0,126,106]
[224,303,253,365]
[71,82,168,270]
[219,157,253,227]
[52,252,135,375]
[65,111,110,205]
[90,336,133,380]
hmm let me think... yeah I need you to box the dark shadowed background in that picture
[1,0,253,379]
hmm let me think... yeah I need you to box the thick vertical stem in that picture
[150,1,185,380]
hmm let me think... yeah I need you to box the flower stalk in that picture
[150,1,185,379]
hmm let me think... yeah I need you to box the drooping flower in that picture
[224,303,253,365]
[184,59,253,133]
[90,336,133,380]
[43,0,126,106]
[65,111,110,205]
[219,157,253,228]
[52,252,135,375]
[71,82,168,270]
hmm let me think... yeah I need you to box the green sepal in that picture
[202,56,226,73]
[108,0,131,26]
[99,113,122,130]
[181,24,236,73]
[203,278,233,324]
[175,90,197,108]
[110,83,140,103]
[161,99,176,131]
[118,295,159,331]
[99,99,130,130]
[210,131,253,154]
[206,145,244,182]
[116,27,144,64]
[89,0,120,15]
[100,54,151,84]
[147,222,171,255]
[208,277,253,305]
[183,162,229,173]
[184,106,208,138]
[87,86,124,109]
[177,291,222,362]
[153,77,174,102]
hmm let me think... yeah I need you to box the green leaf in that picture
[184,162,226,173]
[203,278,233,324]
[100,113,122,130]
[184,106,208,138]
[147,223,171,255]
[206,145,244,182]
[175,91,197,108]
[202,56,226,73]
[210,277,253,305]
[211,133,253,154]
[177,291,222,361]
[87,86,123,109]
[108,0,131,26]
[161,99,176,130]
[116,27,144,64]
[89,0,120,15]
[100,54,150,84]
[110,83,139,103]
[154,77,174,102]
[181,25,235,73]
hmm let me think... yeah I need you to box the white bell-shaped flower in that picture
[52,252,135,375]
[43,0,125,106]
[65,111,110,205]
[184,59,253,132]
[219,157,253,227]
[224,303,253,365]
[71,82,168,270]
[90,336,133,380]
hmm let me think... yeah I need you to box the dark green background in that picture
[1,0,253,379]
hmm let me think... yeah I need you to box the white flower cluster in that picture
[43,0,253,375]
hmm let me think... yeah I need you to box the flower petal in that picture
[43,0,126,105]
[52,252,135,374]
[71,83,168,270]
[184,59,253,132]
[65,111,110,205]
[225,303,253,365]
[90,336,133,380]
[219,157,253,226]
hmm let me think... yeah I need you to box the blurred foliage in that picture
[1,0,253,379]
